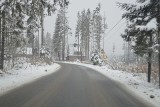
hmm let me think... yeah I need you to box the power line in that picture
[104,18,124,38]
[104,0,160,40]
[105,22,126,41]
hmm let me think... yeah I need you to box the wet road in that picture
[0,63,154,107]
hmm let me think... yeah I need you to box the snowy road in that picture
[0,63,154,107]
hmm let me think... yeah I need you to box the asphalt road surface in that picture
[0,63,154,107]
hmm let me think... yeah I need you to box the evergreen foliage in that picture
[74,3,104,60]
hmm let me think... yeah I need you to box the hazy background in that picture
[44,0,134,56]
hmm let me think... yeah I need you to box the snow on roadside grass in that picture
[65,62,160,107]
[0,63,61,96]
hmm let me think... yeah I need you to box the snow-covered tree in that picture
[0,0,69,70]
[85,9,91,60]
[52,7,69,60]
[78,9,91,59]
[80,10,86,56]
[75,11,81,56]
[118,0,159,82]
[53,13,62,60]
[92,3,103,53]
[75,9,91,60]
[75,3,105,61]
[45,32,52,50]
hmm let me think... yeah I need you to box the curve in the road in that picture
[0,63,154,107]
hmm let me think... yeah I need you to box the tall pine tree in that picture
[118,0,159,82]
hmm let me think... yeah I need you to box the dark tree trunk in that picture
[0,10,2,69]
[87,35,90,60]
[148,35,152,83]
[62,37,65,61]
[41,8,44,47]
[32,38,34,55]
[148,52,152,82]
[0,11,5,70]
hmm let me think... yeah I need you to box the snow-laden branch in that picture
[136,18,157,30]
[0,0,5,5]
[135,0,150,9]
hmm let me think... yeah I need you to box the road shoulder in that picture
[0,63,61,96]
[62,62,156,107]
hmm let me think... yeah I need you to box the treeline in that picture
[53,5,70,61]
[74,3,107,60]
[53,3,107,61]
[0,0,69,71]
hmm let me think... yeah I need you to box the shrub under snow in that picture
[90,53,104,66]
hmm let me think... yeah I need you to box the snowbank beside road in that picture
[0,63,61,96]
[65,62,160,107]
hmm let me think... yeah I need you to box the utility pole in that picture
[113,43,115,54]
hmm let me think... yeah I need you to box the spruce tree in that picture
[92,3,103,53]
[75,11,81,58]
[52,7,69,60]
[118,0,159,82]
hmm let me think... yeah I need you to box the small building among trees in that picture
[66,44,86,61]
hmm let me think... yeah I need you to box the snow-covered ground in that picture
[65,62,160,107]
[0,63,61,96]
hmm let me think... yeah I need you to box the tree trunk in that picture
[78,33,80,60]
[41,8,44,47]
[85,36,88,60]
[32,38,34,55]
[148,35,152,83]
[58,51,60,61]
[0,11,5,70]
[62,36,65,61]
[157,3,160,88]
[62,5,66,61]
[87,34,90,60]
[148,52,152,82]
[0,10,2,69]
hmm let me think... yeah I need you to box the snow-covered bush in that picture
[90,53,104,66]
[40,47,51,59]
[75,59,81,63]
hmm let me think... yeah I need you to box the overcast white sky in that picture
[44,0,134,56]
